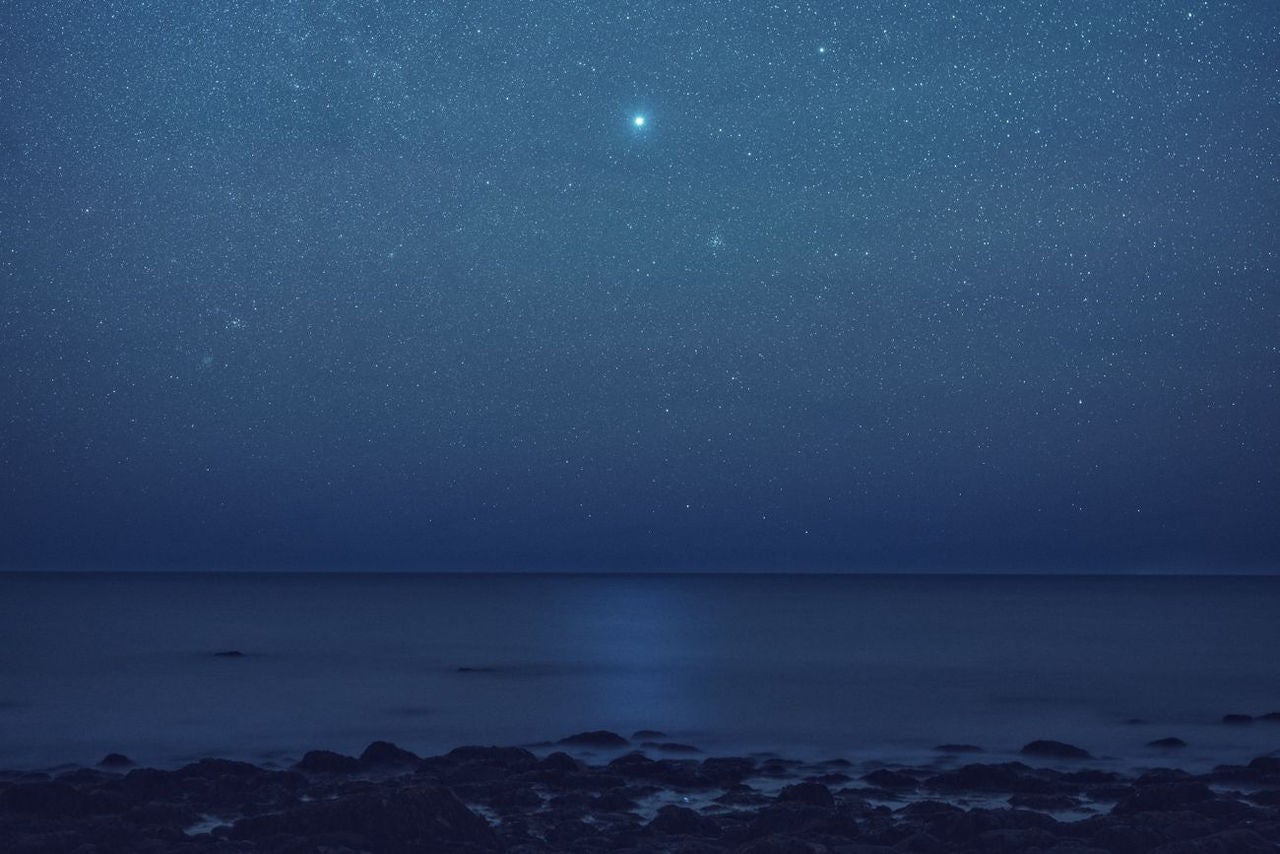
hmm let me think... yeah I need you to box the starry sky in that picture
[2,1,1277,572]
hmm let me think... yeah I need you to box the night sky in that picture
[2,1,1277,572]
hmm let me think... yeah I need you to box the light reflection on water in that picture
[0,572,1277,771]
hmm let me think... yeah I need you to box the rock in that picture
[645,742,701,753]
[701,756,756,786]
[1249,755,1280,774]
[1112,781,1214,814]
[1007,793,1080,811]
[295,749,362,773]
[213,650,244,657]
[0,781,93,817]
[647,804,721,836]
[1248,789,1280,806]
[776,782,834,807]
[1147,737,1188,749]
[1259,711,1280,722]
[747,804,861,840]
[360,740,420,766]
[98,753,134,768]
[632,729,667,739]
[558,730,629,747]
[1020,740,1092,759]
[455,666,497,672]
[536,751,580,773]
[230,784,499,851]
[925,763,1060,794]
[1222,713,1254,724]
[444,745,538,770]
[934,744,984,754]
[862,769,918,790]
[1146,828,1275,853]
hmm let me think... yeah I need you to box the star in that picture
[632,114,646,127]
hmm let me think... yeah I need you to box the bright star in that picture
[633,115,646,127]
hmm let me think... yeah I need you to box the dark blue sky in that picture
[2,1,1277,572]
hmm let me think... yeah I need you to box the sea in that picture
[2,572,1277,774]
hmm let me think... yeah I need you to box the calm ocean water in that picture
[1,573,1277,773]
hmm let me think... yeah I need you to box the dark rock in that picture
[589,788,637,812]
[701,756,756,786]
[1147,828,1275,853]
[632,729,667,739]
[1259,711,1280,722]
[230,784,498,851]
[1249,789,1280,806]
[862,769,917,790]
[1249,755,1280,774]
[746,804,861,839]
[213,650,244,657]
[360,740,420,766]
[738,836,822,854]
[934,744,983,753]
[536,751,580,773]
[647,804,721,836]
[559,730,629,748]
[1223,713,1254,724]
[1020,740,1092,759]
[1007,793,1079,811]
[98,753,134,768]
[455,666,497,672]
[178,757,267,779]
[1,781,92,817]
[1060,769,1121,785]
[296,749,362,773]
[925,763,1059,794]
[646,742,701,753]
[776,782,834,808]
[444,745,539,770]
[1112,781,1214,814]
[606,751,713,788]
[1148,737,1188,748]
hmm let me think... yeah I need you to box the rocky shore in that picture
[3,731,1279,853]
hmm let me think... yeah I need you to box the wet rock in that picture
[645,742,701,753]
[536,751,580,773]
[444,745,539,771]
[559,730,629,747]
[861,769,917,790]
[701,756,756,786]
[925,763,1060,794]
[1248,789,1280,806]
[1007,793,1080,811]
[1222,713,1254,724]
[1249,755,1280,774]
[360,740,420,766]
[1020,740,1092,759]
[1148,737,1188,748]
[98,753,134,768]
[1147,828,1276,853]
[647,804,721,836]
[776,782,834,808]
[1,781,93,817]
[1111,781,1214,814]
[746,804,861,840]
[230,784,498,851]
[295,749,362,773]
[632,729,667,739]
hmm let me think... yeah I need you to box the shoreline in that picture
[3,731,1278,852]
